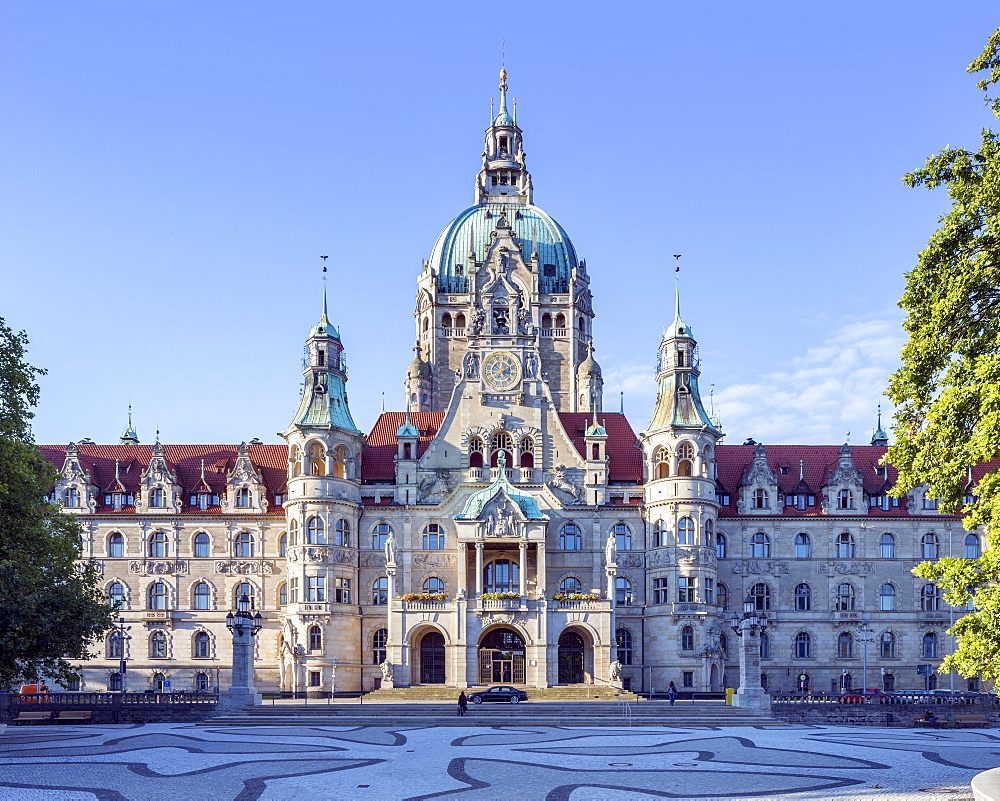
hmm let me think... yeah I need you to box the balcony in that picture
[539,328,568,337]
[555,599,610,611]
[477,597,524,612]
[442,328,467,338]
[401,600,450,611]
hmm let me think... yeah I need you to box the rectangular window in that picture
[309,670,321,687]
[923,498,940,510]
[335,577,351,604]
[307,576,325,602]
[677,576,696,603]
[652,577,669,604]
[290,577,300,604]
[717,493,731,506]
[682,671,693,688]
[704,578,714,605]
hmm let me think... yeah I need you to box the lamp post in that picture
[855,621,874,692]
[730,594,770,712]
[223,594,263,709]
[115,617,132,694]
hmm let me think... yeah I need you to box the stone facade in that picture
[42,71,985,698]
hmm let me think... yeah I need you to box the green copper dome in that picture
[430,203,578,294]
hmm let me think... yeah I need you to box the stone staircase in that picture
[200,700,783,728]
[364,684,638,702]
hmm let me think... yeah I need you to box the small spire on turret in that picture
[871,403,889,446]
[120,405,139,444]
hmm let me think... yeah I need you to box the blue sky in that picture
[2,2,998,447]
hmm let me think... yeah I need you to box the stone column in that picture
[223,626,261,710]
[733,621,770,712]
[518,542,527,596]
[475,542,484,597]
[536,543,547,596]
[457,542,468,597]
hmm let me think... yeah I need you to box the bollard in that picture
[725,688,735,706]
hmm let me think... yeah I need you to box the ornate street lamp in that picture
[222,594,263,709]
[729,594,770,712]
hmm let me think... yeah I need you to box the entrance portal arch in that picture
[418,630,446,684]
[558,630,586,684]
[478,628,526,685]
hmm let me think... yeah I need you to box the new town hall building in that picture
[43,72,984,697]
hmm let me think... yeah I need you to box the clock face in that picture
[482,351,521,391]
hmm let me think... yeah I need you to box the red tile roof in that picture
[559,412,643,484]
[361,413,446,483]
[38,443,288,515]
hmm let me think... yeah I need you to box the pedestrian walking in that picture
[668,681,678,706]
[457,691,468,716]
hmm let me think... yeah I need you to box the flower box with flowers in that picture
[551,593,602,601]
[401,593,447,603]
[479,592,521,601]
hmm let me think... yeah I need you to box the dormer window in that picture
[752,488,768,509]
[149,487,165,508]
[190,493,218,509]
[104,493,133,509]
[837,489,854,510]
[63,487,80,507]
[235,488,252,508]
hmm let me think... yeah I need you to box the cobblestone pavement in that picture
[0,723,994,800]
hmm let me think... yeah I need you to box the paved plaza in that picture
[0,722,996,800]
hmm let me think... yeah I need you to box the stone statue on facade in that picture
[464,351,480,378]
[610,660,622,681]
[384,529,397,567]
[379,661,393,681]
[550,464,584,503]
[605,531,617,569]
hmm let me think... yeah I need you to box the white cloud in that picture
[603,312,906,445]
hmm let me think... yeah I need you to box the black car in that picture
[469,686,528,704]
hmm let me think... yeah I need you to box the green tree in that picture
[0,318,115,688]
[886,27,1000,682]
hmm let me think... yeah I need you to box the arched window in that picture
[681,625,694,651]
[148,581,168,610]
[751,582,771,611]
[469,437,485,468]
[336,519,351,546]
[236,581,256,608]
[193,582,211,610]
[289,519,299,546]
[879,583,896,611]
[836,583,856,611]
[148,531,168,558]
[289,445,301,478]
[880,532,896,559]
[751,532,770,558]
[717,583,729,610]
[921,584,941,611]
[678,442,694,459]
[880,631,896,659]
[279,533,287,557]
[484,559,519,593]
[490,431,513,467]
[559,576,583,594]
[150,631,167,659]
[613,523,632,551]
[455,312,466,329]
[63,487,80,507]
[794,533,810,558]
[759,632,770,659]
[108,532,125,558]
[278,582,287,606]
[720,633,728,657]
[837,631,854,658]
[423,577,446,594]
[921,533,940,560]
[108,581,126,609]
[150,487,165,508]
[108,672,123,692]
[560,523,583,550]
[234,531,255,557]
[372,628,388,665]
[372,523,392,550]
[423,524,445,549]
[235,487,251,508]
[922,632,939,659]
[555,312,566,328]
[194,631,210,658]
[519,437,534,468]
[615,577,633,606]
[752,488,768,509]
[194,532,210,558]
[704,518,714,545]
[309,625,323,652]
[616,628,634,665]
[306,516,326,545]
[836,532,856,559]
[654,447,669,479]
[966,534,981,559]
[196,673,210,691]
[794,583,811,611]
[651,520,665,548]
[153,672,166,692]
[442,312,453,329]
[716,533,727,559]
[108,631,124,659]
[333,445,348,479]
[307,442,326,476]
[795,631,812,659]
[837,489,854,509]
[677,517,695,546]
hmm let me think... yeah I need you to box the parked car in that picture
[468,686,528,704]
[891,689,932,703]
[836,688,886,703]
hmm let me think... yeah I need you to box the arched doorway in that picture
[479,628,526,685]
[558,630,585,684]
[419,631,446,684]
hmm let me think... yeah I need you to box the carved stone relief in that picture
[360,553,387,568]
[129,560,188,576]
[731,560,790,576]
[215,560,275,575]
[412,553,457,568]
[817,561,876,576]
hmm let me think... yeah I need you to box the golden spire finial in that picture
[499,67,507,86]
